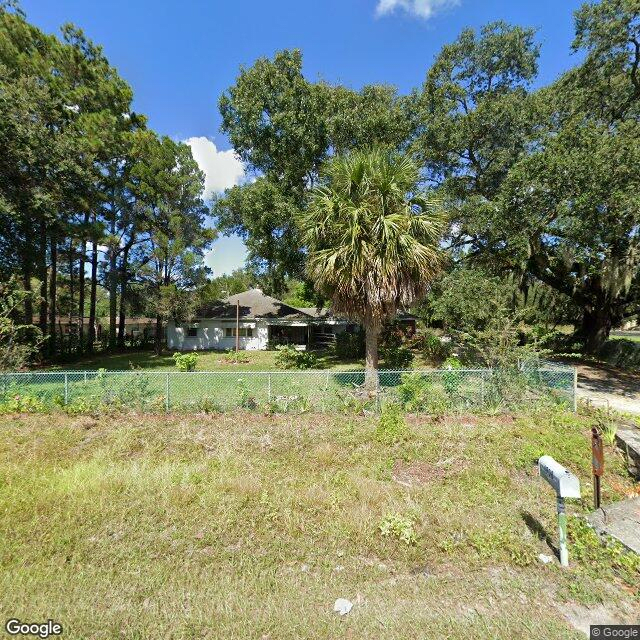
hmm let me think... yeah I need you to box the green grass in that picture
[39,346,441,372]
[611,334,640,343]
[0,409,637,638]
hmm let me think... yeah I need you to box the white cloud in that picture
[184,136,244,197]
[375,0,460,19]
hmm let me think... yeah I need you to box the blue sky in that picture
[23,0,586,275]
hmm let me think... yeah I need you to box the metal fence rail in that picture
[0,366,577,414]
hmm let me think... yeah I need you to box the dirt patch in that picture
[392,459,465,486]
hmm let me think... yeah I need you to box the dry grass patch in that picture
[0,409,638,638]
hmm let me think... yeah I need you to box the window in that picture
[225,327,253,337]
[187,327,198,337]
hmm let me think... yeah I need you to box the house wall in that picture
[167,319,268,351]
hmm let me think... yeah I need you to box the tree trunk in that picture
[39,218,48,338]
[155,313,162,355]
[48,235,57,357]
[78,215,87,354]
[117,245,130,349]
[68,241,74,354]
[22,266,33,325]
[364,325,380,390]
[108,244,118,350]
[579,306,613,354]
[87,239,98,353]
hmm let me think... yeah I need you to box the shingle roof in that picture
[196,289,312,320]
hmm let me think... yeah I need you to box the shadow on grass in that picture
[521,510,559,560]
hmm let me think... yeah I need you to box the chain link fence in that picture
[0,364,576,414]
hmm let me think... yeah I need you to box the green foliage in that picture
[374,403,408,444]
[379,512,418,545]
[459,313,539,370]
[0,393,47,414]
[235,378,257,410]
[568,516,640,591]
[596,338,640,371]
[274,345,318,370]
[416,329,451,364]
[213,179,302,296]
[0,276,43,371]
[172,352,198,372]
[425,268,512,332]
[442,356,463,396]
[198,268,254,302]
[593,406,618,447]
[380,345,414,370]
[300,148,444,383]
[334,331,365,360]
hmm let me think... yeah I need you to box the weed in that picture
[379,512,418,545]
[375,403,408,444]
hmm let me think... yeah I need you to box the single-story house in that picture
[167,289,349,351]
[167,288,416,352]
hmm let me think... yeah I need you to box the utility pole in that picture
[236,300,240,354]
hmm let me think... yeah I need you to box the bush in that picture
[173,352,198,372]
[597,339,640,371]
[274,345,318,370]
[334,331,365,360]
[374,402,408,444]
[418,329,452,363]
[0,393,48,414]
[442,356,463,396]
[380,344,414,369]
[397,373,451,415]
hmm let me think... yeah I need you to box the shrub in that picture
[0,393,48,414]
[397,373,452,415]
[379,513,418,545]
[418,329,452,363]
[380,345,414,370]
[236,378,257,409]
[442,356,463,396]
[274,345,318,370]
[221,350,249,364]
[173,352,198,372]
[597,338,640,371]
[334,331,365,360]
[375,402,408,444]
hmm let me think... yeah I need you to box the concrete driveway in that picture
[574,361,640,415]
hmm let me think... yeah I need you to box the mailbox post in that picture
[538,455,581,567]
[591,428,604,510]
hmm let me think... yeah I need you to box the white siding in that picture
[167,319,268,351]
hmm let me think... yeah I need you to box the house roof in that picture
[196,289,312,320]
[297,307,418,321]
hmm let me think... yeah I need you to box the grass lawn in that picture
[39,347,440,373]
[611,334,640,343]
[0,409,637,638]
[42,348,366,372]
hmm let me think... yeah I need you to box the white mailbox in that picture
[538,455,581,567]
[538,455,581,499]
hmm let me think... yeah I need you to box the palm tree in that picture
[299,148,444,388]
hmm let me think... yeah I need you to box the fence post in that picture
[268,374,272,403]
[573,367,578,413]
[165,373,170,412]
[64,373,69,405]
[480,370,486,408]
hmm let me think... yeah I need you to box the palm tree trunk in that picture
[364,325,380,390]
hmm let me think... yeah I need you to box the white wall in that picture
[167,319,268,351]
